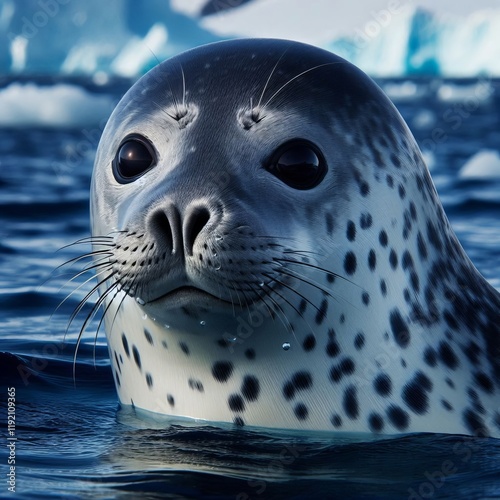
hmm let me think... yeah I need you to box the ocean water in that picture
[1,78,500,499]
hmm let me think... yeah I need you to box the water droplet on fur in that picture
[215,263,221,270]
[200,320,206,326]
[259,282,264,287]
[215,234,223,242]
[282,342,291,351]
[164,324,170,329]
[136,297,145,305]
[142,313,148,320]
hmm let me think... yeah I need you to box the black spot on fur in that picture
[331,414,342,428]
[410,271,420,293]
[427,219,443,251]
[409,202,417,220]
[132,345,142,370]
[380,279,387,296]
[463,408,489,437]
[212,361,234,382]
[179,342,190,355]
[234,417,245,427]
[315,299,328,324]
[283,382,295,400]
[443,310,459,331]
[167,394,175,406]
[354,333,365,350]
[442,399,453,411]
[386,174,394,188]
[344,252,357,275]
[389,249,398,269]
[402,251,414,270]
[299,299,307,315]
[474,372,494,394]
[374,373,392,396]
[369,413,384,432]
[362,292,370,305]
[228,394,245,412]
[145,373,153,388]
[347,220,356,241]
[415,371,433,391]
[417,232,428,261]
[303,334,316,352]
[379,230,388,247]
[295,403,308,420]
[330,358,355,383]
[245,348,256,360]
[326,340,340,357]
[242,376,260,401]
[368,250,376,271]
[284,371,313,400]
[423,346,437,367]
[114,352,122,374]
[293,371,313,390]
[398,184,406,199]
[390,153,401,168]
[343,385,358,419]
[360,212,373,229]
[387,405,409,430]
[121,333,130,357]
[360,181,370,197]
[143,329,154,345]
[402,380,429,415]
[438,341,459,370]
[188,378,204,392]
[390,309,410,348]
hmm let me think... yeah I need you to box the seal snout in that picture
[147,201,216,258]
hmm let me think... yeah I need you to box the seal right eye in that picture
[113,136,156,183]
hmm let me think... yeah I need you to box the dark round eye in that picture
[266,140,327,190]
[112,135,156,183]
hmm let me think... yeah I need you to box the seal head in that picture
[90,39,500,437]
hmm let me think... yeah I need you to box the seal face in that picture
[90,38,500,437]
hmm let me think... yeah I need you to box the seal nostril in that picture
[149,210,174,254]
[185,207,210,256]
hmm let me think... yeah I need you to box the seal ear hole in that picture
[266,139,327,190]
[113,135,157,183]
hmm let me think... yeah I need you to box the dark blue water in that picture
[1,79,500,499]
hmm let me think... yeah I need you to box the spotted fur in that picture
[90,39,500,437]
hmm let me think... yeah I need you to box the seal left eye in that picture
[266,140,327,190]
[113,136,156,183]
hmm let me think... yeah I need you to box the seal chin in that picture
[145,286,237,312]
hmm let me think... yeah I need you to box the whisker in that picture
[52,264,113,321]
[65,271,116,341]
[273,257,356,286]
[259,284,295,336]
[263,272,322,315]
[73,279,121,381]
[256,47,290,110]
[264,62,340,108]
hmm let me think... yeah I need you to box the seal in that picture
[88,38,500,437]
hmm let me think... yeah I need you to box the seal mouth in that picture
[147,286,236,310]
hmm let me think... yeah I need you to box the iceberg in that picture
[0,0,500,78]
[0,82,114,128]
[459,150,500,179]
